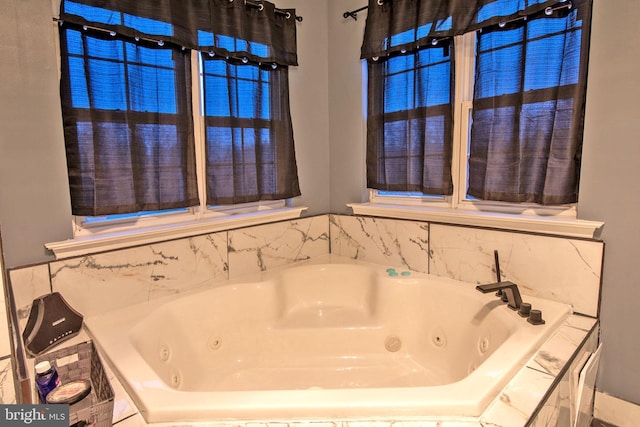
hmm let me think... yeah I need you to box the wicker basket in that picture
[35,340,114,427]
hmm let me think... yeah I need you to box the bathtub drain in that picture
[385,335,402,352]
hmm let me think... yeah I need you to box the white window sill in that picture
[347,203,604,239]
[45,206,307,259]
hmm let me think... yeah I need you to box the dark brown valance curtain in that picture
[361,0,568,60]
[60,0,299,66]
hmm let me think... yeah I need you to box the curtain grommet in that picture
[377,0,384,5]
[285,11,291,19]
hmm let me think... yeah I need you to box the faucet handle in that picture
[527,309,546,325]
[518,302,532,317]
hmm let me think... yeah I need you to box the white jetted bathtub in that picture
[85,255,572,423]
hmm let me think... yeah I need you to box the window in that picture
[60,24,199,218]
[364,1,592,218]
[201,53,299,206]
[57,0,301,237]
[366,40,454,196]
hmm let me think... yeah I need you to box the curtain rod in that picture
[490,1,573,29]
[343,5,368,21]
[344,0,571,22]
[53,18,174,47]
[343,0,386,21]
[244,0,303,22]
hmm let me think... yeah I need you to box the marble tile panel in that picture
[528,325,599,427]
[0,278,9,358]
[113,413,147,427]
[8,264,52,334]
[0,357,15,404]
[228,216,330,278]
[527,319,595,377]
[144,233,228,300]
[0,310,8,358]
[429,224,603,316]
[329,215,429,273]
[528,376,570,427]
[113,419,482,427]
[390,421,481,427]
[51,232,228,318]
[480,366,555,426]
[97,344,142,424]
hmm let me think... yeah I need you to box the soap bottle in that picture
[35,360,60,402]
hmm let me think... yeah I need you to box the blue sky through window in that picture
[65,29,178,113]
[64,1,173,36]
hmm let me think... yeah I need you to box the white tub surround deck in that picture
[85,256,576,424]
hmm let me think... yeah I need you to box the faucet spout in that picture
[476,281,523,310]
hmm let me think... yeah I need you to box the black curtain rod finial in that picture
[343,5,368,21]
[343,11,358,20]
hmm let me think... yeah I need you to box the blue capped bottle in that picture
[35,360,60,402]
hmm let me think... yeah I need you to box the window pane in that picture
[469,7,590,205]
[125,44,178,114]
[61,24,197,215]
[87,59,127,110]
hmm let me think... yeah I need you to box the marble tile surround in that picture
[228,216,330,278]
[7,213,602,337]
[51,232,229,317]
[0,357,15,404]
[331,215,604,317]
[9,215,330,321]
[429,224,603,317]
[4,213,603,425]
[329,214,430,273]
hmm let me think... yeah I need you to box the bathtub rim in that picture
[84,254,574,423]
